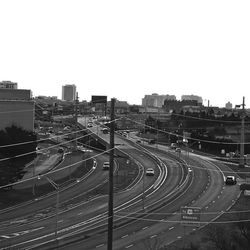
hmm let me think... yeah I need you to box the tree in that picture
[206,225,238,250]
[0,125,37,186]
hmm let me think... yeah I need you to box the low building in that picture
[0,81,18,89]
[163,99,200,113]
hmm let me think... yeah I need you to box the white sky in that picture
[0,0,249,107]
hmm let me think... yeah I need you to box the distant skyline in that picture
[0,0,249,108]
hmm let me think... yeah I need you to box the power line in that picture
[0,148,113,190]
[0,131,94,162]
[115,214,250,224]
[0,117,121,161]
[124,116,250,145]
[116,208,250,216]
[171,112,250,124]
[0,126,90,148]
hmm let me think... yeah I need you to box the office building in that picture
[142,93,176,108]
[62,84,76,101]
[225,101,233,109]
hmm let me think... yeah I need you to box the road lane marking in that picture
[96,244,104,248]
[125,244,133,248]
[150,234,157,238]
[0,235,11,239]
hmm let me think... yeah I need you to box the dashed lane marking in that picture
[0,235,11,239]
[96,244,104,248]
[125,244,134,248]
[150,234,157,238]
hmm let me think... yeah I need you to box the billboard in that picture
[181,206,201,226]
[91,95,107,104]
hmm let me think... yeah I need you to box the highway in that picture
[0,118,241,250]
[0,120,172,249]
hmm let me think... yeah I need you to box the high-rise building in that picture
[225,101,233,109]
[0,81,18,89]
[142,93,176,107]
[62,84,76,101]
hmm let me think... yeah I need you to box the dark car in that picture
[146,168,155,176]
[225,176,237,185]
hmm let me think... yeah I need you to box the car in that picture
[58,147,64,153]
[102,128,109,134]
[170,143,177,149]
[175,147,181,153]
[225,176,237,185]
[102,162,110,170]
[146,168,155,176]
[148,139,156,144]
[136,140,141,143]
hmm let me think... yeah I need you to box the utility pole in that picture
[107,98,115,250]
[239,96,246,168]
[74,92,79,151]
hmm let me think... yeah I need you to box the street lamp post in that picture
[183,139,200,167]
[235,97,246,168]
[38,175,59,238]
[32,158,37,196]
[142,167,145,211]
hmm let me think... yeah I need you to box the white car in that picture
[175,147,181,153]
[102,162,110,170]
[146,168,155,176]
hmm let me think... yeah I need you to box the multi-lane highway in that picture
[0,117,241,250]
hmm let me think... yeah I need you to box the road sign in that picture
[181,206,201,226]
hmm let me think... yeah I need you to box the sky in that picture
[0,0,249,108]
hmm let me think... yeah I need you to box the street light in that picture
[142,170,145,211]
[235,97,246,168]
[38,175,59,239]
[183,139,200,167]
